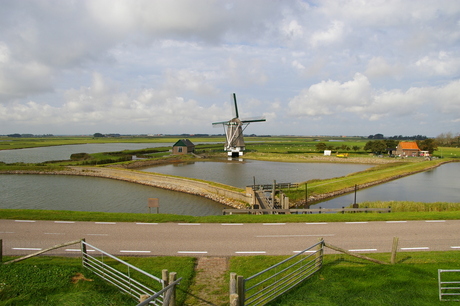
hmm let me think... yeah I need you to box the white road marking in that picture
[426,220,446,223]
[401,247,430,250]
[54,221,75,224]
[348,249,378,252]
[386,221,407,223]
[136,222,158,225]
[13,247,42,251]
[345,222,368,224]
[305,222,328,225]
[15,220,35,223]
[263,223,286,225]
[66,248,95,252]
[256,234,334,238]
[177,251,208,254]
[222,223,244,225]
[178,223,201,226]
[451,246,460,249]
[87,233,108,236]
[44,233,65,235]
[293,250,316,253]
[95,222,116,225]
[0,231,14,234]
[235,251,266,254]
[120,250,151,254]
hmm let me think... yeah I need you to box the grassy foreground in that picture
[0,256,195,306]
[229,251,460,306]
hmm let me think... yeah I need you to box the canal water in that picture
[0,143,174,163]
[141,160,372,188]
[0,144,458,215]
[318,162,460,208]
[0,174,226,216]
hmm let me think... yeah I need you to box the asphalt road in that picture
[1,219,460,257]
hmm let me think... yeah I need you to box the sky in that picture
[1,0,459,137]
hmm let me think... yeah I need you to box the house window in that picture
[178,147,182,153]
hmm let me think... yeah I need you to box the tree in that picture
[417,139,438,154]
[315,142,327,151]
[93,133,105,138]
[364,140,387,155]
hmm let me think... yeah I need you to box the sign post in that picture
[148,198,159,214]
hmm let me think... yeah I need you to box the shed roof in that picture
[173,139,195,147]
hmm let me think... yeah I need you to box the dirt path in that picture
[185,257,229,306]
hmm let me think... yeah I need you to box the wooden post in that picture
[391,237,399,264]
[230,273,239,306]
[316,238,324,268]
[304,183,308,208]
[0,239,2,263]
[168,272,177,306]
[353,184,358,208]
[81,238,87,265]
[237,275,245,306]
[162,269,169,286]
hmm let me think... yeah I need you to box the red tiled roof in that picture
[399,142,420,150]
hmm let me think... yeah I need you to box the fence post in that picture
[391,237,399,264]
[0,239,2,263]
[168,272,177,306]
[230,273,239,306]
[237,275,245,306]
[316,238,324,268]
[162,269,169,286]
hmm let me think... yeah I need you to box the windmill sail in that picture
[212,93,266,157]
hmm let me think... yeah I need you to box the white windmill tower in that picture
[212,93,266,157]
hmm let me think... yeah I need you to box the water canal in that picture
[0,144,458,215]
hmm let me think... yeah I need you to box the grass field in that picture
[0,256,195,305]
[229,251,460,306]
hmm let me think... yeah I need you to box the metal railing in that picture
[81,240,166,305]
[231,239,324,306]
[223,207,391,215]
[438,269,460,301]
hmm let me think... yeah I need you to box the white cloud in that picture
[310,20,345,47]
[415,51,460,76]
[0,0,459,136]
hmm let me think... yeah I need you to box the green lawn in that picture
[0,256,195,306]
[229,251,460,306]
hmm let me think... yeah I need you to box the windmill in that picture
[212,93,266,157]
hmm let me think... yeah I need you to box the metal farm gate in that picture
[230,239,324,306]
[81,240,179,305]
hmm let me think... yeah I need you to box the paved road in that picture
[1,219,460,257]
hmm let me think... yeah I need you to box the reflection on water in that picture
[0,175,226,216]
[141,159,372,188]
[317,162,460,208]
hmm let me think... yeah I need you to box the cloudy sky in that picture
[1,0,459,137]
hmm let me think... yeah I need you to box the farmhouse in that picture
[172,139,195,155]
[395,141,421,157]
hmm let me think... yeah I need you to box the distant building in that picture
[172,139,195,155]
[395,141,420,156]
